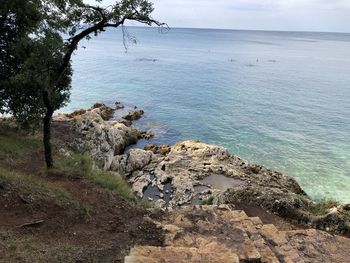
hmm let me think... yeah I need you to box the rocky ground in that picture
[57,103,350,238]
[2,102,349,262]
[126,205,350,263]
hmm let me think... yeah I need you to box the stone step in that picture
[125,245,240,263]
[227,216,281,263]
[250,237,281,263]
[284,229,350,263]
[224,213,299,263]
[258,224,304,263]
[131,205,350,263]
[145,206,304,263]
[162,207,264,262]
[218,209,250,222]
[162,231,262,262]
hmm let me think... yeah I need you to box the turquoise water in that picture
[64,27,350,203]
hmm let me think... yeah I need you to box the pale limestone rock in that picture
[125,149,153,172]
[129,171,151,198]
[62,104,142,170]
[55,105,350,237]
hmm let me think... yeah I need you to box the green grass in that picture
[309,199,340,215]
[0,123,40,161]
[54,153,140,204]
[0,231,79,263]
[200,196,215,205]
[0,121,144,207]
[308,199,350,221]
[340,210,350,221]
[0,167,90,216]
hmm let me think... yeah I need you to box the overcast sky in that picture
[86,0,350,33]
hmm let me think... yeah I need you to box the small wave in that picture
[135,58,158,62]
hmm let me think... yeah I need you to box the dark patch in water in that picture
[142,177,173,203]
[163,178,173,203]
[136,58,158,62]
[143,184,161,199]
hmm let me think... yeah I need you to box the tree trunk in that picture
[43,90,54,169]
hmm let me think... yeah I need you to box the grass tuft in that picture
[0,167,90,216]
[55,153,139,203]
[200,196,215,205]
[309,199,340,215]
[0,231,78,263]
[0,124,40,162]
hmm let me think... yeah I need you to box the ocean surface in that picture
[63,27,350,203]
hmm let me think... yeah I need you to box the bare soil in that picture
[0,122,164,263]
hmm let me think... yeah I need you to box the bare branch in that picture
[54,2,167,89]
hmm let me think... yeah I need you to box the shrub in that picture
[200,196,215,205]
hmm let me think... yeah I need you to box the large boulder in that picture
[111,149,154,175]
[56,103,148,170]
[123,108,144,121]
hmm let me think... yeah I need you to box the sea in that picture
[62,27,350,203]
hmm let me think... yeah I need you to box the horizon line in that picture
[128,24,350,35]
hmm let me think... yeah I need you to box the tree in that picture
[0,0,42,112]
[7,31,72,168]
[1,0,165,169]
[1,0,72,169]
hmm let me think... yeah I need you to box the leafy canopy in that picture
[1,0,164,128]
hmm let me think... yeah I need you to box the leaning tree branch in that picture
[53,9,166,89]
[85,5,107,19]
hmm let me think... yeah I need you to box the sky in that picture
[86,0,350,33]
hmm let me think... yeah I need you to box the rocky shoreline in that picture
[54,103,350,237]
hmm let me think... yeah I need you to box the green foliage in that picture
[1,0,162,167]
[55,153,138,202]
[6,31,72,128]
[0,167,88,213]
[1,0,72,128]
[0,0,43,113]
[309,199,340,215]
[200,196,215,205]
[340,210,350,221]
[0,123,40,161]
[1,0,162,121]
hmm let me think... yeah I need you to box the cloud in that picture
[84,0,350,32]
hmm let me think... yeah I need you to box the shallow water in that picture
[63,27,350,203]
[192,175,247,205]
[199,175,247,191]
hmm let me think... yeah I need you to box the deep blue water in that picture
[63,27,350,203]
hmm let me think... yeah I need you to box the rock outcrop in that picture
[123,108,145,121]
[120,140,308,207]
[113,140,350,236]
[56,104,350,237]
[53,103,151,170]
[126,205,350,263]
